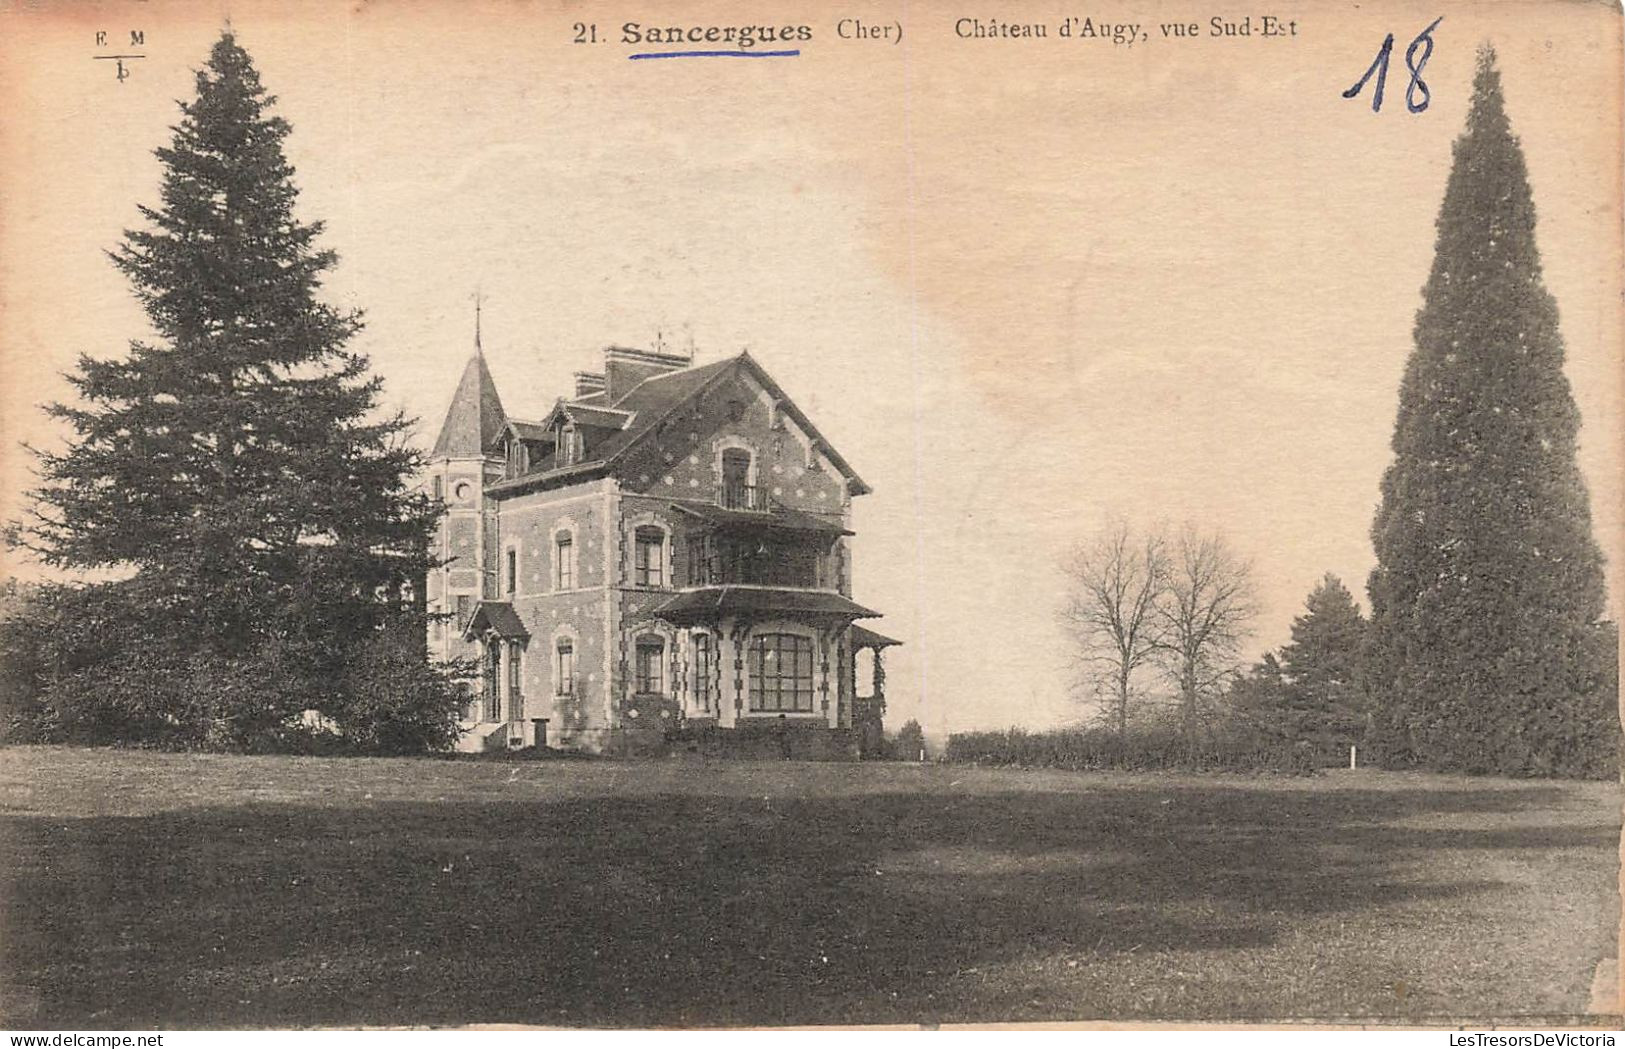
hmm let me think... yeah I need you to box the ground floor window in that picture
[507,643,524,720]
[748,633,815,713]
[692,632,713,711]
[484,642,503,722]
[556,639,575,695]
[635,636,665,695]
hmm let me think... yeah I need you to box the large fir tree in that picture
[1278,574,1368,747]
[12,32,452,747]
[1366,47,1616,776]
[1227,574,1367,752]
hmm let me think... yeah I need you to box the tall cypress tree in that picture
[14,33,444,741]
[1367,47,1615,776]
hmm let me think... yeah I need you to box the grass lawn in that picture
[0,746,1618,1029]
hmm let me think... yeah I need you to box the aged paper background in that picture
[0,0,1620,1029]
[1,0,1617,743]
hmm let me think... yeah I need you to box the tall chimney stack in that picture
[573,371,606,400]
[602,346,689,401]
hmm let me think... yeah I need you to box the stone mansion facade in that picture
[425,344,898,753]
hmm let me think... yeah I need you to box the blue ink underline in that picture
[628,49,801,60]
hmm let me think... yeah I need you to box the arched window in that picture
[634,635,665,695]
[720,448,754,510]
[554,531,575,590]
[555,639,575,696]
[634,526,666,587]
[748,633,815,713]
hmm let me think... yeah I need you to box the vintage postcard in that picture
[0,0,1620,1033]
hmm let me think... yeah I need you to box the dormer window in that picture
[506,437,527,479]
[558,424,578,466]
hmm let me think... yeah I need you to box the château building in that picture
[425,342,898,754]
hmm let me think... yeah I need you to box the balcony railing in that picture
[719,482,763,511]
[686,531,824,588]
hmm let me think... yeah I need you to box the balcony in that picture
[686,532,823,589]
[719,481,764,511]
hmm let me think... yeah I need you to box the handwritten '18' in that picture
[1343,16,1443,113]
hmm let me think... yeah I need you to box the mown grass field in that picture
[0,746,1618,1028]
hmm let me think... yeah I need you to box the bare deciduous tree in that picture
[1155,526,1257,738]
[1061,520,1169,738]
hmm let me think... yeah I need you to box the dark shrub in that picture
[330,623,471,756]
[2,584,470,756]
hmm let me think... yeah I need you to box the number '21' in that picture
[1343,16,1443,113]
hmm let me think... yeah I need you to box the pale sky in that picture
[2,0,1620,737]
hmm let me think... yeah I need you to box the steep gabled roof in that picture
[462,601,529,641]
[432,353,507,457]
[590,356,740,461]
[484,353,871,498]
[730,352,869,495]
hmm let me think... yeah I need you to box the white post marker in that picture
[1350,744,1357,770]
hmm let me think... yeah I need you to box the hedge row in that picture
[945,726,1326,774]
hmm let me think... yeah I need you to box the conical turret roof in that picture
[431,352,506,457]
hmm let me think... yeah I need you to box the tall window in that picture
[454,594,472,630]
[507,644,524,720]
[485,643,503,722]
[634,527,665,587]
[635,637,665,695]
[692,633,713,712]
[558,425,578,466]
[554,533,574,590]
[505,548,518,595]
[555,639,575,695]
[748,633,815,713]
[433,475,443,500]
[720,448,754,510]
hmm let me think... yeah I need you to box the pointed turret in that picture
[431,351,506,457]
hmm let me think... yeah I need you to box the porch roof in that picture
[849,624,902,649]
[462,601,530,641]
[645,586,880,627]
[668,500,852,536]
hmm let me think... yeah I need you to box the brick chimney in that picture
[573,371,606,400]
[602,346,689,401]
